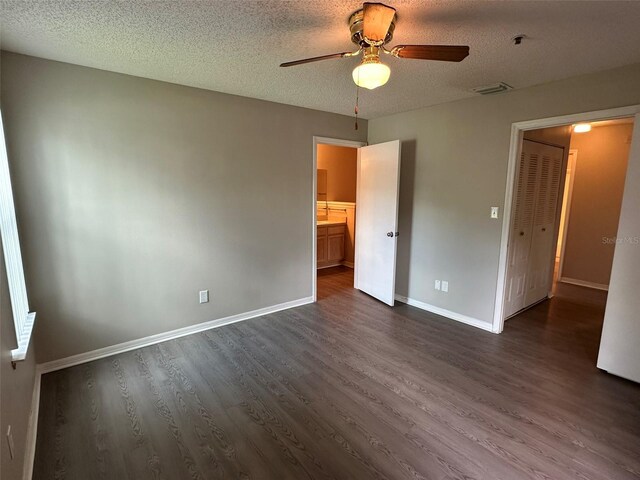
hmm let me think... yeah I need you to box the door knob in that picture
[387,232,394,237]
[542,227,546,232]
[519,231,525,236]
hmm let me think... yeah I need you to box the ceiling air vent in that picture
[471,82,513,95]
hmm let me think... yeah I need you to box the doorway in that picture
[315,140,360,299]
[312,137,365,302]
[553,118,634,305]
[311,137,402,304]
[502,135,567,318]
[494,106,640,335]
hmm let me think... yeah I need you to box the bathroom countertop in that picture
[317,219,346,226]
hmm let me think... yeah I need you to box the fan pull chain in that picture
[354,82,360,130]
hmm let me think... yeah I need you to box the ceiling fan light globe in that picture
[352,62,390,90]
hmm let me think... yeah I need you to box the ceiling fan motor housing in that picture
[349,8,397,47]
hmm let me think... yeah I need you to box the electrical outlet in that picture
[441,281,449,293]
[435,280,441,291]
[199,290,209,304]
[490,206,499,219]
[6,425,14,460]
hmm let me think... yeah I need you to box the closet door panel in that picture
[524,141,564,307]
[504,144,539,317]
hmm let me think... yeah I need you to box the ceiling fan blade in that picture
[391,45,470,62]
[363,2,396,44]
[280,52,353,67]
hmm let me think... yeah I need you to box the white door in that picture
[504,147,538,317]
[354,140,401,306]
[504,139,564,318]
[524,141,564,306]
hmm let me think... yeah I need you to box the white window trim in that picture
[0,112,35,362]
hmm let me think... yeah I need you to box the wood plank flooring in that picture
[33,266,640,479]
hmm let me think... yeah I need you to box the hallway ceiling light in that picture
[574,123,592,133]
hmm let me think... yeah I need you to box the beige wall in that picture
[317,144,357,202]
[0,238,37,479]
[2,49,640,370]
[0,52,367,363]
[368,63,640,326]
[562,123,633,286]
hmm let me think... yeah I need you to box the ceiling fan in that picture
[280,2,469,90]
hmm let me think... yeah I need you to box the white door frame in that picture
[492,104,640,333]
[312,136,366,302]
[556,149,578,281]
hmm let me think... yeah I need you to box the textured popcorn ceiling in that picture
[2,1,640,119]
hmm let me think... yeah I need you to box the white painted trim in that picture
[493,104,640,334]
[509,106,640,131]
[11,312,36,362]
[556,150,578,280]
[38,296,313,374]
[395,295,494,332]
[493,124,523,333]
[354,147,362,290]
[559,277,609,291]
[0,113,34,361]
[22,371,41,480]
[312,136,365,301]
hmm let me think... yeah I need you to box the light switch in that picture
[435,280,441,291]
[441,281,449,293]
[490,207,499,219]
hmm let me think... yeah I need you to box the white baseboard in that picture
[37,296,314,374]
[22,371,41,480]
[395,294,494,332]
[559,277,609,291]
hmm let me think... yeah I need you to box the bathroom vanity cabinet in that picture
[317,222,346,268]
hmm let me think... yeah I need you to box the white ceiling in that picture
[2,1,640,119]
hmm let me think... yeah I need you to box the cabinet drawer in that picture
[328,225,346,236]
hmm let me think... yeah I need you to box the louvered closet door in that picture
[504,145,539,317]
[524,141,564,307]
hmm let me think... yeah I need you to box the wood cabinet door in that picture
[328,233,345,262]
[317,228,328,262]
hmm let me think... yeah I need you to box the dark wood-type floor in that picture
[34,267,640,479]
